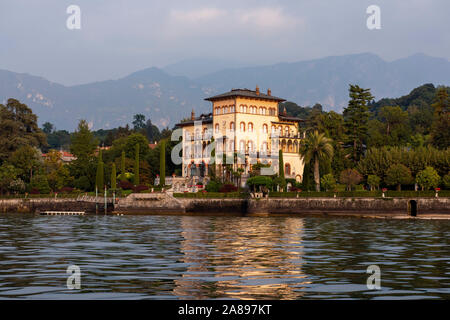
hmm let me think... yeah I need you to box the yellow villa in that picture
[176,86,305,187]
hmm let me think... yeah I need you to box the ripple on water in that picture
[0,214,449,299]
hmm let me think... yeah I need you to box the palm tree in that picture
[299,130,333,191]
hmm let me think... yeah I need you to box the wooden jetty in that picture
[40,211,86,216]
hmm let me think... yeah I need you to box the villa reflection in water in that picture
[174,217,311,299]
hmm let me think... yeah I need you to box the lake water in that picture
[0,214,449,299]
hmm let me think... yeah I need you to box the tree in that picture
[278,149,284,178]
[416,167,440,191]
[44,150,70,191]
[132,114,146,131]
[443,173,450,190]
[385,164,412,191]
[159,140,166,187]
[246,176,273,192]
[96,150,104,191]
[299,130,334,191]
[42,122,54,134]
[70,120,98,161]
[430,87,450,149]
[120,151,126,182]
[367,175,381,191]
[339,169,362,191]
[343,85,374,163]
[0,99,46,162]
[320,173,336,191]
[111,163,117,190]
[9,145,42,183]
[134,144,140,186]
[30,174,51,194]
[0,164,18,195]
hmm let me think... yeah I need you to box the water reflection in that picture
[174,217,309,299]
[0,214,448,299]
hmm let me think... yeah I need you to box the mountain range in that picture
[1,53,449,131]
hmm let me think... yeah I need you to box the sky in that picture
[0,0,449,85]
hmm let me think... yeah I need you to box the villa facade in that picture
[176,86,305,186]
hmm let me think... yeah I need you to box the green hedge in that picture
[173,192,247,199]
[268,190,450,198]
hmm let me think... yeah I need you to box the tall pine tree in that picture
[343,85,374,164]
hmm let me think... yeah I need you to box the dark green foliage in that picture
[0,99,47,163]
[343,85,374,163]
[96,150,104,191]
[159,140,166,187]
[30,175,51,194]
[385,164,413,191]
[111,163,117,189]
[134,144,140,186]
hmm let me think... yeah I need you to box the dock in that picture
[40,211,86,216]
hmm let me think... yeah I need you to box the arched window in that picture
[285,163,291,175]
[230,122,235,131]
[248,140,254,152]
[239,140,246,152]
[244,105,248,113]
[229,140,235,151]
[215,123,219,133]
[248,122,253,132]
[278,126,282,135]
[224,106,228,114]
[271,125,276,134]
[240,105,244,113]
[285,127,289,137]
[261,141,268,153]
[262,124,268,134]
[240,122,245,132]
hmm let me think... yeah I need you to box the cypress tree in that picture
[279,149,284,178]
[134,144,140,186]
[120,150,126,182]
[160,140,166,187]
[111,163,117,190]
[96,150,104,191]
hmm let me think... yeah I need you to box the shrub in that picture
[367,175,381,191]
[59,186,74,194]
[219,184,238,193]
[385,164,413,191]
[443,173,450,190]
[119,180,134,190]
[339,169,362,191]
[247,176,273,192]
[206,180,222,192]
[29,188,40,194]
[30,175,51,194]
[320,173,336,191]
[416,167,440,191]
[132,184,149,193]
[74,176,91,191]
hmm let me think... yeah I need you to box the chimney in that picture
[255,85,260,95]
[267,88,271,96]
[283,107,287,116]
[191,109,195,120]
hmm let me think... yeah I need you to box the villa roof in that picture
[278,114,305,122]
[205,88,285,102]
[176,113,213,127]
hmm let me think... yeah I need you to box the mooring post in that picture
[95,186,98,214]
